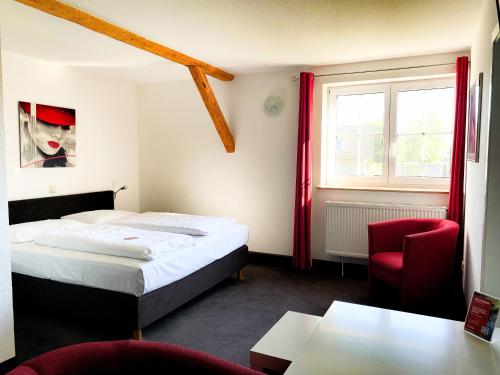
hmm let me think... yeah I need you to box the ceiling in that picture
[0,0,485,82]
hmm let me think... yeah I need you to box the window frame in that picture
[388,78,456,188]
[323,83,390,187]
[321,76,456,190]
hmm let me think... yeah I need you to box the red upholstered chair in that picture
[7,340,264,375]
[368,218,459,307]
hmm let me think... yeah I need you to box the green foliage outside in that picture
[335,89,452,178]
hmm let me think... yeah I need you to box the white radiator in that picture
[325,201,447,259]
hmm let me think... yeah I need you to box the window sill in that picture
[316,185,449,194]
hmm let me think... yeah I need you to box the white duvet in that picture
[35,223,195,261]
[110,212,236,236]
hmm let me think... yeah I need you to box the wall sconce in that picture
[113,185,127,200]
[264,87,287,117]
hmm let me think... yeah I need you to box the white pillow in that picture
[61,209,136,224]
[9,219,81,243]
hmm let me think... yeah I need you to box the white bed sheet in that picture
[11,224,248,297]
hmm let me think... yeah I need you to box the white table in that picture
[250,311,321,373]
[285,301,500,375]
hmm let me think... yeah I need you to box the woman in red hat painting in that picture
[18,102,76,168]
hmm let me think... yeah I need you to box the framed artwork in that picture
[467,73,483,162]
[18,102,76,168]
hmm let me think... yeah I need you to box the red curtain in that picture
[293,72,314,270]
[448,57,469,224]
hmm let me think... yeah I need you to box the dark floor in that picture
[12,263,465,368]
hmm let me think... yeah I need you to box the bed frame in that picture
[9,191,248,338]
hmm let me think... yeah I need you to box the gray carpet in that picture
[13,264,368,367]
[12,263,464,369]
[144,264,368,365]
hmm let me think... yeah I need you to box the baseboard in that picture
[0,356,17,375]
[248,251,368,277]
[248,252,292,267]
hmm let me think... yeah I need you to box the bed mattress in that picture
[11,224,249,297]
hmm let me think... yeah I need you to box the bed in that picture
[9,191,248,338]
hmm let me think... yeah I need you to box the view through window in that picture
[322,78,455,189]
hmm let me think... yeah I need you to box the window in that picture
[321,78,455,189]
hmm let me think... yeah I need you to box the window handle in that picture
[389,143,396,159]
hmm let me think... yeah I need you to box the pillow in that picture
[61,209,136,224]
[9,219,81,243]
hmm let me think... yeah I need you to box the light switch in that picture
[49,185,57,194]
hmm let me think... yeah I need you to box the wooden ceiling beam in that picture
[15,0,234,82]
[16,0,237,152]
[189,65,235,153]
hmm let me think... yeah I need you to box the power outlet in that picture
[49,185,57,194]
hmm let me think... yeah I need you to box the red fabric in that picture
[368,218,459,306]
[447,56,469,224]
[7,340,264,375]
[293,72,314,270]
[368,218,439,256]
[370,252,403,288]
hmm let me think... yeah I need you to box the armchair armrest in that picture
[368,219,432,257]
[401,222,459,304]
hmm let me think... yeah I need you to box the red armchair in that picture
[368,218,459,307]
[7,340,264,375]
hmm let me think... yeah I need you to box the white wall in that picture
[138,72,299,255]
[463,0,498,304]
[1,52,140,210]
[482,30,500,298]
[138,53,464,258]
[0,43,16,364]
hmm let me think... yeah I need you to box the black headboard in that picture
[8,191,114,224]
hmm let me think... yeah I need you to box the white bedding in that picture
[110,212,236,236]
[35,223,195,260]
[9,219,80,243]
[11,223,249,297]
